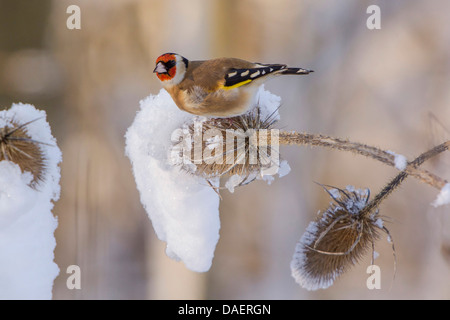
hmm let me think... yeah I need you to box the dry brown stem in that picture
[279,131,449,190]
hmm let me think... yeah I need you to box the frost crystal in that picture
[0,103,61,299]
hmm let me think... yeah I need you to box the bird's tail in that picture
[280,67,313,75]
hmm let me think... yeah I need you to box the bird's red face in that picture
[153,53,177,82]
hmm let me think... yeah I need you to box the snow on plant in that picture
[290,140,449,290]
[291,185,388,291]
[432,183,450,208]
[0,103,61,299]
[125,89,221,272]
[125,86,287,272]
[126,85,450,289]
[170,87,287,194]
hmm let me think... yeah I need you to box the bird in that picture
[153,53,313,118]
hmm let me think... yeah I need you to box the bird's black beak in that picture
[153,62,167,74]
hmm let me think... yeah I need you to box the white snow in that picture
[125,85,289,272]
[205,135,222,150]
[252,85,282,122]
[277,160,291,178]
[290,220,335,291]
[328,188,341,199]
[345,185,355,192]
[256,160,291,187]
[344,185,369,213]
[225,174,243,193]
[261,174,275,185]
[387,150,408,171]
[0,103,61,299]
[431,183,450,208]
[373,251,379,260]
[374,218,384,229]
[387,234,392,243]
[228,86,288,189]
[125,89,220,272]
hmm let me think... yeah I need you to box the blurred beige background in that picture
[1,0,449,299]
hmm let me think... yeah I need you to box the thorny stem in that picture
[361,140,450,215]
[279,131,449,190]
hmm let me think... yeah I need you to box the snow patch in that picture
[431,183,450,208]
[290,220,335,291]
[374,218,384,229]
[0,103,61,299]
[225,174,243,193]
[125,89,220,272]
[278,160,291,178]
[387,150,408,171]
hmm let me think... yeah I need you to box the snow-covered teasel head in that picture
[290,184,396,291]
[169,101,289,193]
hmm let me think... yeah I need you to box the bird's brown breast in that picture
[167,85,254,117]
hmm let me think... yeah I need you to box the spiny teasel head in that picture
[0,117,47,188]
[170,106,283,188]
[290,184,395,291]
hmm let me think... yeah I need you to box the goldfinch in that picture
[153,53,313,117]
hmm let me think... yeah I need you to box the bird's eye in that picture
[165,60,176,70]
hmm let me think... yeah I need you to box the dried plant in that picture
[290,184,388,290]
[170,103,450,290]
[172,106,281,188]
[0,117,48,188]
[290,141,449,289]
[172,105,449,191]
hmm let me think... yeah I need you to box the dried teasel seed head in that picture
[0,117,47,188]
[170,106,283,188]
[290,184,392,290]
